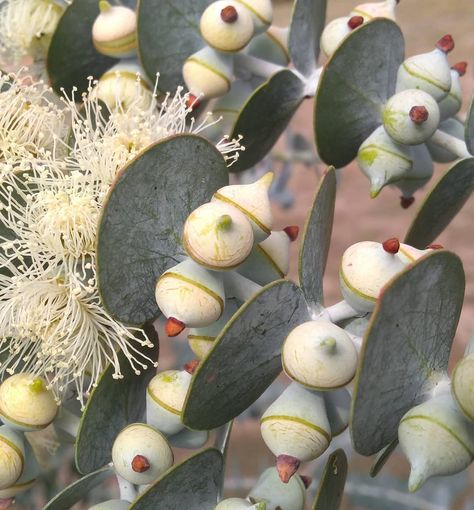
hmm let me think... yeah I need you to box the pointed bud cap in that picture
[276,455,300,483]
[186,93,201,110]
[132,454,150,473]
[283,225,299,242]
[400,196,415,209]
[382,238,400,254]
[348,15,364,29]
[165,317,186,337]
[409,105,429,125]
[427,243,444,250]
[452,61,467,76]
[221,5,239,22]
[184,359,200,374]
[436,34,454,54]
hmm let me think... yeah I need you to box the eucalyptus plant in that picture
[0,0,473,509]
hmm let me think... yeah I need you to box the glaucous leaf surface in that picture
[230,70,305,172]
[404,157,474,248]
[182,280,309,430]
[75,324,159,474]
[312,449,348,510]
[96,134,228,325]
[314,19,404,168]
[298,167,336,306]
[466,95,474,155]
[351,251,465,455]
[369,438,398,478]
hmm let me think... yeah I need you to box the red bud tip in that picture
[0,500,14,510]
[400,196,415,209]
[276,454,300,483]
[409,105,429,125]
[452,62,468,76]
[348,15,364,29]
[165,317,186,337]
[299,475,312,489]
[132,454,150,473]
[427,243,444,250]
[186,93,201,111]
[184,359,200,374]
[436,34,454,54]
[221,5,238,22]
[382,238,400,254]
[283,225,299,242]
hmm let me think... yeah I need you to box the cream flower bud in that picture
[339,240,407,313]
[246,26,289,66]
[0,439,39,499]
[383,89,440,145]
[438,64,466,120]
[395,144,434,201]
[357,126,414,198]
[112,423,173,485]
[396,242,431,264]
[350,0,398,21]
[235,0,272,34]
[183,202,254,270]
[200,1,254,52]
[92,1,137,58]
[183,46,234,99]
[261,383,331,481]
[155,258,225,330]
[426,117,465,163]
[396,36,454,101]
[282,321,358,390]
[452,353,474,422]
[0,374,57,431]
[212,172,274,242]
[398,394,474,492]
[0,426,24,490]
[88,500,131,510]
[216,498,266,509]
[320,16,363,58]
[146,369,192,435]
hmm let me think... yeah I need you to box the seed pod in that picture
[438,63,467,120]
[246,26,289,66]
[237,229,294,285]
[183,201,254,270]
[0,426,24,490]
[183,46,234,99]
[282,321,358,390]
[452,353,474,422]
[339,240,407,313]
[155,258,225,331]
[324,388,351,437]
[383,89,440,145]
[0,374,57,432]
[88,501,131,510]
[146,369,192,435]
[395,143,434,201]
[320,16,364,58]
[426,117,465,163]
[398,394,474,492]
[216,498,266,509]
[168,428,209,449]
[212,172,274,242]
[350,0,398,21]
[200,1,254,52]
[112,423,173,485]
[357,126,414,197]
[0,439,39,499]
[92,1,137,58]
[235,0,272,34]
[396,35,454,101]
[248,467,306,510]
[261,382,331,482]
[188,299,239,359]
[95,61,152,111]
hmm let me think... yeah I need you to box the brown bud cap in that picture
[132,454,150,473]
[409,105,429,125]
[427,243,444,250]
[221,5,238,23]
[436,34,454,54]
[186,93,201,111]
[452,61,468,76]
[348,16,364,30]
[400,196,415,209]
[382,238,400,254]
[283,225,299,242]
[184,359,200,374]
[165,317,186,337]
[276,454,300,483]
[299,475,312,489]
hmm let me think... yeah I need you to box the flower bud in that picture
[200,1,254,52]
[183,46,234,99]
[261,383,331,482]
[155,258,225,330]
[383,89,440,145]
[396,36,454,101]
[168,427,209,449]
[146,369,192,435]
[0,426,24,490]
[282,321,358,390]
[452,353,474,422]
[112,423,173,485]
[357,126,414,197]
[395,143,434,202]
[0,439,39,499]
[426,117,465,163]
[183,202,254,270]
[0,374,57,431]
[88,501,131,510]
[92,2,137,58]
[320,16,363,58]
[248,467,306,510]
[216,498,266,509]
[235,0,272,34]
[212,172,274,242]
[350,0,398,21]
[438,63,466,120]
[339,240,407,313]
[398,394,474,492]
[246,26,289,66]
